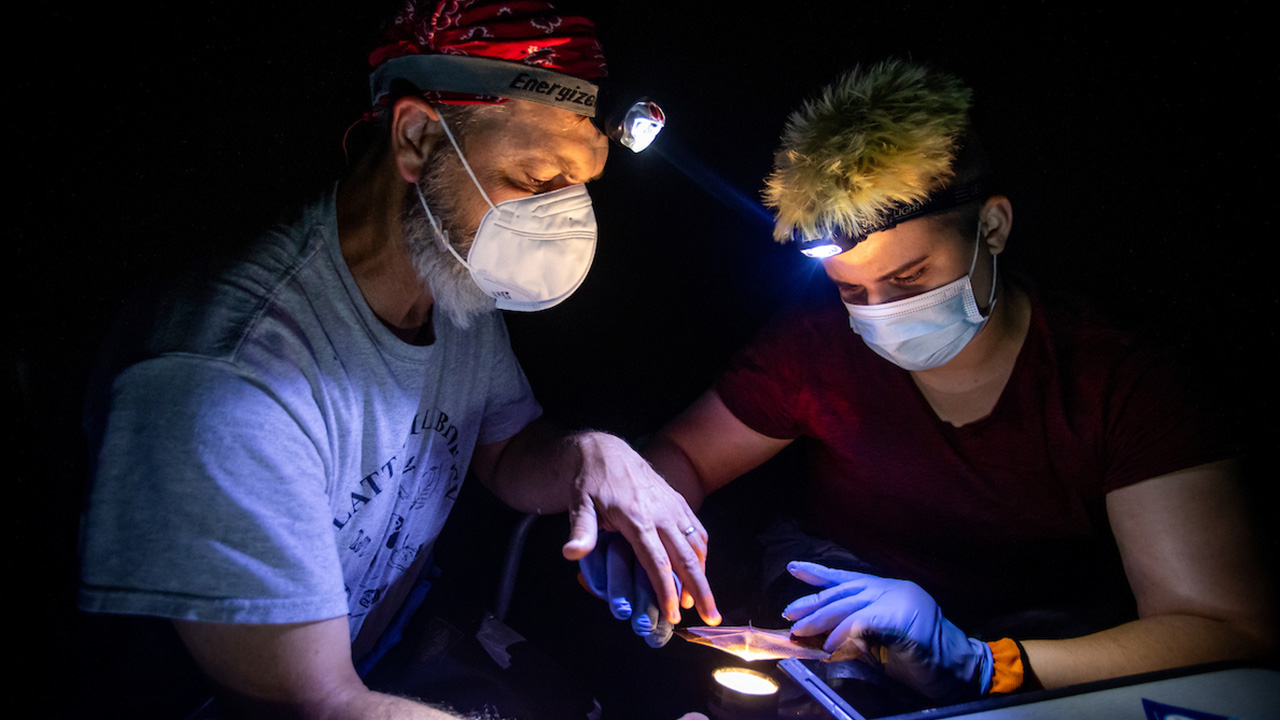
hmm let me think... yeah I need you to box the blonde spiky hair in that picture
[764,59,973,243]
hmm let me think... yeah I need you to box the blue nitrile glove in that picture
[782,561,993,701]
[579,531,674,647]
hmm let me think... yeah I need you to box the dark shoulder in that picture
[119,196,332,360]
[1025,285,1201,413]
[755,292,852,349]
[86,196,334,410]
[1031,286,1146,361]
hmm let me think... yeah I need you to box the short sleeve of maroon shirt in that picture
[714,291,1233,632]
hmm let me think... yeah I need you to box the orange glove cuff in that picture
[987,638,1024,694]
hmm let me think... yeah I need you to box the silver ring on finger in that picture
[682,526,697,537]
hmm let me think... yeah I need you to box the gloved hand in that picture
[579,531,675,647]
[782,561,993,701]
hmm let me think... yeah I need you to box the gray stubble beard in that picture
[401,147,497,330]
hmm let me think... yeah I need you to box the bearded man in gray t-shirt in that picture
[78,2,719,718]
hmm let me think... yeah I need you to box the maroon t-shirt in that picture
[715,291,1232,635]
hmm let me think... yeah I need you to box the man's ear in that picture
[390,96,442,183]
[980,195,1013,255]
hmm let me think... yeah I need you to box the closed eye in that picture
[514,176,548,192]
[835,283,867,304]
[891,268,926,284]
[521,173,569,194]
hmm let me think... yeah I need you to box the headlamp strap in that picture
[869,178,988,238]
[371,55,599,118]
[797,178,989,256]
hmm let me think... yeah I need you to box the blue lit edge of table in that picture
[877,661,1279,720]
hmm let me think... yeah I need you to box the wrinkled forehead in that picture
[472,100,608,182]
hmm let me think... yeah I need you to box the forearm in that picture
[176,618,471,720]
[1028,461,1275,689]
[479,419,584,514]
[642,432,711,510]
[1020,612,1275,689]
[640,389,792,510]
[482,423,703,518]
[321,688,466,720]
[215,686,465,720]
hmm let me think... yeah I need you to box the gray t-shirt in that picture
[79,188,541,657]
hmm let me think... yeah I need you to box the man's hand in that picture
[784,562,992,701]
[578,531,676,646]
[561,432,721,628]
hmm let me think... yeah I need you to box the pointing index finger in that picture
[662,523,721,626]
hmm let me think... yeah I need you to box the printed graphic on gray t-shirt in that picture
[79,189,541,655]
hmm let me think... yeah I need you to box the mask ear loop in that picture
[436,115,498,213]
[969,218,999,315]
[412,114,498,272]
[414,183,474,271]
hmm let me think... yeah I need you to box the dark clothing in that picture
[716,289,1231,637]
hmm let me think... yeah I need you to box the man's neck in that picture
[908,281,1032,422]
[336,149,437,344]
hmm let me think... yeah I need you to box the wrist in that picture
[568,430,622,480]
[985,638,1025,694]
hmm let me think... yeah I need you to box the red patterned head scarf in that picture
[369,0,607,108]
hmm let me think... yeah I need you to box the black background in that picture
[11,1,1276,716]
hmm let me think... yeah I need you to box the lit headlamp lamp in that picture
[370,55,665,152]
[795,179,989,258]
[596,95,666,153]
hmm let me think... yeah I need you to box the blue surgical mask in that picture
[843,226,997,371]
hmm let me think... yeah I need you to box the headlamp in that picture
[797,234,856,259]
[370,55,665,152]
[599,99,666,153]
[795,179,989,258]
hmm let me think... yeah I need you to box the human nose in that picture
[862,285,914,306]
[864,288,892,306]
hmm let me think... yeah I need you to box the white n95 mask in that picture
[416,117,598,312]
[843,226,997,371]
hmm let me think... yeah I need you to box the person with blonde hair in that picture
[592,58,1274,704]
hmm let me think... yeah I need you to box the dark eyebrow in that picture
[875,255,929,282]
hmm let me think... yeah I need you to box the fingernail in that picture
[611,600,631,619]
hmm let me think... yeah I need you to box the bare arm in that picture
[643,389,794,511]
[1021,460,1276,688]
[173,616,461,720]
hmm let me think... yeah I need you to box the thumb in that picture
[562,501,599,560]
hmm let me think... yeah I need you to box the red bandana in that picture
[370,0,607,106]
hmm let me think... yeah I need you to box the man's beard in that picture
[402,148,496,330]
